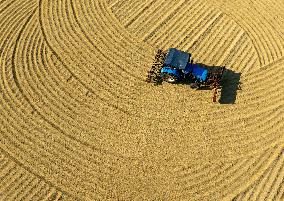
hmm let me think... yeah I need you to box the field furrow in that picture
[234,149,284,200]
[39,0,156,116]
[0,0,283,200]
[169,147,277,200]
[110,0,261,73]
[0,151,63,200]
[149,0,203,46]
[208,0,284,66]
[0,1,134,199]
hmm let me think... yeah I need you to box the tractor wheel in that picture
[162,73,178,83]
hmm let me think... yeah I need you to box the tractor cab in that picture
[161,48,208,84]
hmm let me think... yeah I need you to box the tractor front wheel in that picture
[162,73,178,83]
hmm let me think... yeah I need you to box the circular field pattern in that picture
[0,0,283,200]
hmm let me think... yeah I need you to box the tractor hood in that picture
[164,48,191,70]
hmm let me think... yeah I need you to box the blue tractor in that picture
[146,48,226,102]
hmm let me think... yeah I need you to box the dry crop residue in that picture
[0,0,283,200]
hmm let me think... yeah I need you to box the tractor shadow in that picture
[180,64,241,104]
[219,69,241,104]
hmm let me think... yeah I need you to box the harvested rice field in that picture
[0,0,283,200]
